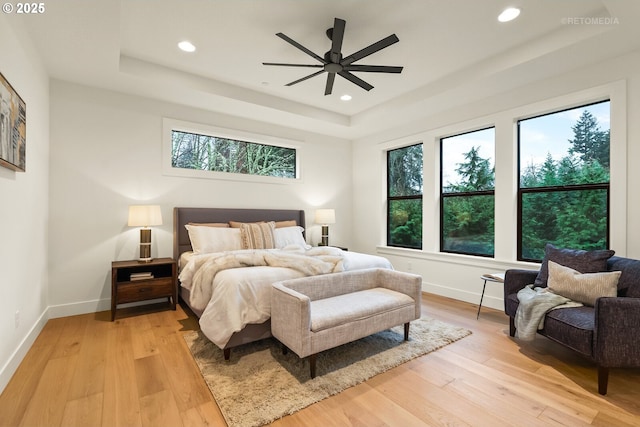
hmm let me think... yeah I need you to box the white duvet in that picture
[178,245,393,348]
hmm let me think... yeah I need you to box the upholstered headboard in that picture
[173,207,306,260]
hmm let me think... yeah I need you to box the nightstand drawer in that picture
[117,278,174,303]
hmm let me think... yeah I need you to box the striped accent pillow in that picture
[547,260,620,306]
[240,221,276,249]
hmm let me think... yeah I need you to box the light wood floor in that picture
[1,294,639,427]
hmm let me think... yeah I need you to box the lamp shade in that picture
[128,205,163,227]
[314,209,335,225]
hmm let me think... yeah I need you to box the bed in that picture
[173,207,393,359]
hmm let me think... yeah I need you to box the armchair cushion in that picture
[542,306,596,356]
[534,244,615,287]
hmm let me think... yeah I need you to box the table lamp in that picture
[315,208,335,246]
[128,205,163,262]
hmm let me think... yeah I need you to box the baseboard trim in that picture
[47,297,170,319]
[422,281,504,311]
[0,307,49,394]
[47,298,111,319]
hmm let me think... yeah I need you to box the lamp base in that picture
[320,225,329,246]
[139,229,153,262]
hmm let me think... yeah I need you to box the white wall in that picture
[47,80,353,316]
[352,50,640,311]
[0,15,50,391]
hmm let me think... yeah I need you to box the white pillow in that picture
[547,260,620,306]
[274,226,309,249]
[185,224,242,254]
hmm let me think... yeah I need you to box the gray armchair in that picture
[504,255,640,394]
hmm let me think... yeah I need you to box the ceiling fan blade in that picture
[343,65,403,73]
[338,71,374,91]
[341,34,400,66]
[329,18,346,63]
[324,73,336,95]
[276,33,326,63]
[285,70,325,86]
[263,62,324,68]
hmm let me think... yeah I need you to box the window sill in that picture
[376,245,540,271]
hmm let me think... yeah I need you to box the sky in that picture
[441,127,495,187]
[519,100,610,168]
[441,100,610,187]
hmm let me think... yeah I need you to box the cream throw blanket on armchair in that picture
[515,285,582,341]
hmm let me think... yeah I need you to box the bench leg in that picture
[309,354,317,379]
[598,366,609,395]
[404,322,410,341]
[509,317,516,337]
[223,348,231,361]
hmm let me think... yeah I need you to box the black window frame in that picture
[516,100,611,262]
[386,143,423,249]
[439,127,495,257]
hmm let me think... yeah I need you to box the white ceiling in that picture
[17,0,640,139]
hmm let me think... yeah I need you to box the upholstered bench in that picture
[271,268,422,378]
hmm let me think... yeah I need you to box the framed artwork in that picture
[0,72,26,172]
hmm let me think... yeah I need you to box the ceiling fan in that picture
[263,18,403,96]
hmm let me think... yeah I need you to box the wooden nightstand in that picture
[111,257,177,321]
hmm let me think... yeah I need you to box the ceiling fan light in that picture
[498,7,521,22]
[178,41,196,52]
[340,94,352,101]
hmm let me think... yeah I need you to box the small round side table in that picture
[477,274,504,319]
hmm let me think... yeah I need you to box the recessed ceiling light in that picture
[178,41,196,53]
[340,94,352,101]
[498,7,521,22]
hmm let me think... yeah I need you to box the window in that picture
[387,143,423,249]
[441,128,495,256]
[518,100,610,261]
[171,129,296,179]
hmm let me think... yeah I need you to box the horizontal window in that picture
[162,118,301,183]
[171,130,296,179]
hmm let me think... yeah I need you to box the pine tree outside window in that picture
[441,128,495,257]
[518,100,610,261]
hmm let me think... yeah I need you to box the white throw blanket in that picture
[187,246,345,311]
[515,285,583,341]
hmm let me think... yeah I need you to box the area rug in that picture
[183,317,471,427]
